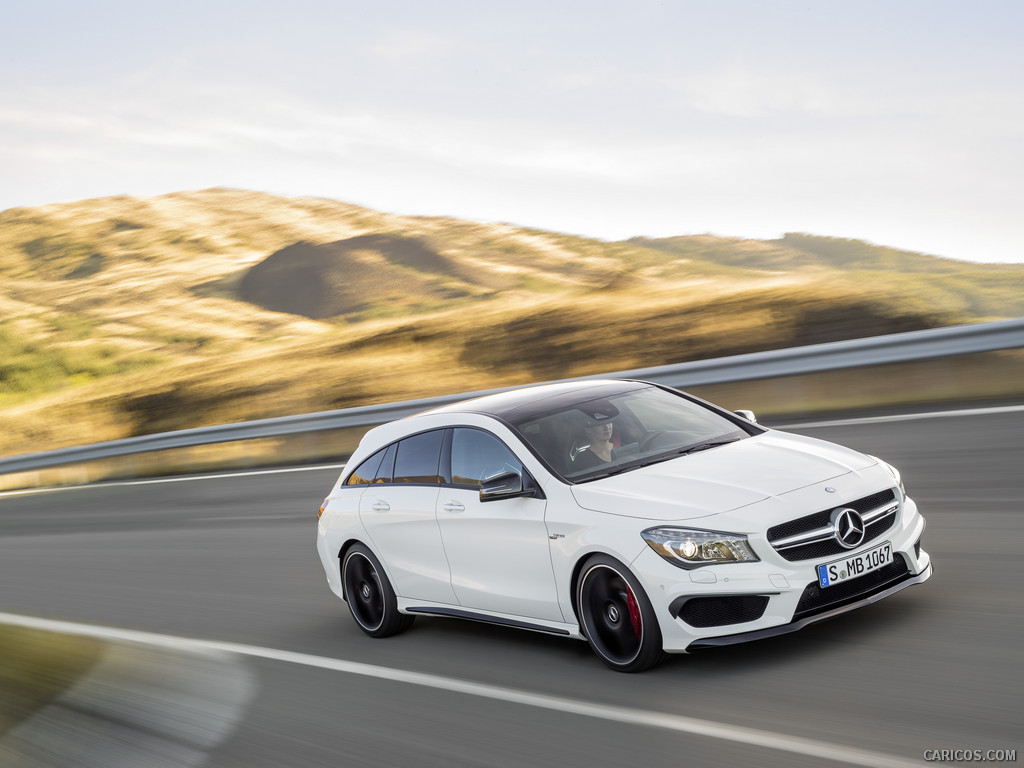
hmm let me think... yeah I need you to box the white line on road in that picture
[775,403,1024,430]
[0,611,923,768]
[0,463,346,498]
[195,514,309,522]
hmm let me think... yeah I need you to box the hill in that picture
[1,188,1022,458]
[237,234,489,319]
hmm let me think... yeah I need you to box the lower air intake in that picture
[676,595,770,628]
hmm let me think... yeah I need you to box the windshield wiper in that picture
[678,437,742,455]
[578,464,636,481]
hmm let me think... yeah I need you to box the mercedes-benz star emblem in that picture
[831,507,866,549]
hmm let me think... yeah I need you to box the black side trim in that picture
[685,563,931,651]
[405,606,572,636]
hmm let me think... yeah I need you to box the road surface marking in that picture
[0,610,923,768]
[0,463,346,498]
[776,403,1024,429]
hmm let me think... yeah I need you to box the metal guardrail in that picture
[2,317,1023,476]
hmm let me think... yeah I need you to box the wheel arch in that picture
[571,549,668,672]
[337,538,365,602]
[568,548,636,633]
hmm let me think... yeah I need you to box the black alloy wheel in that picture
[577,555,666,672]
[342,543,414,638]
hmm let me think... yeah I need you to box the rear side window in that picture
[373,443,397,484]
[344,447,387,486]
[393,431,445,484]
[451,428,523,488]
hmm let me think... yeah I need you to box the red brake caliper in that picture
[626,587,642,639]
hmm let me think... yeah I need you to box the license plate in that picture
[817,541,893,588]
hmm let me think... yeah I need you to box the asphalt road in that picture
[1,407,1021,767]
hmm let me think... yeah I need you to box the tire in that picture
[341,543,415,638]
[576,555,667,672]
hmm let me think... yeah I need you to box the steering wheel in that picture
[639,431,666,451]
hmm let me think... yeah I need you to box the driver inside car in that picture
[569,416,616,469]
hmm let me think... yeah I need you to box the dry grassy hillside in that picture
[1,188,1022,458]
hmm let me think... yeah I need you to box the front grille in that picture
[677,596,770,628]
[767,488,899,562]
[793,555,911,620]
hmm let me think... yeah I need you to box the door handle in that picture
[442,501,465,513]
[371,501,390,512]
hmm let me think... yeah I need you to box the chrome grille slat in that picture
[862,502,899,523]
[766,488,900,562]
[773,501,898,550]
[773,525,834,550]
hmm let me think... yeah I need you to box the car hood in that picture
[569,431,877,522]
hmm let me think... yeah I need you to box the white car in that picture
[316,380,931,672]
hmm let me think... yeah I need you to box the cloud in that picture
[367,28,456,62]
[674,64,833,118]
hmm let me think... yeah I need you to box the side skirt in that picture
[405,606,574,637]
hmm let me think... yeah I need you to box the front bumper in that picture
[686,561,931,649]
[630,495,930,653]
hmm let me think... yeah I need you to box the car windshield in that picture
[511,386,751,482]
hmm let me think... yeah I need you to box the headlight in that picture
[641,527,759,569]
[871,456,906,500]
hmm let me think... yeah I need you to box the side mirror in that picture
[735,409,758,424]
[480,469,535,502]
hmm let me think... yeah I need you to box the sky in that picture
[2,0,1023,263]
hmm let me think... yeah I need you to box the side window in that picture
[393,430,445,484]
[373,443,397,484]
[344,447,386,486]
[451,428,523,489]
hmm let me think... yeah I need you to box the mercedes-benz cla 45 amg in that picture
[316,380,931,671]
